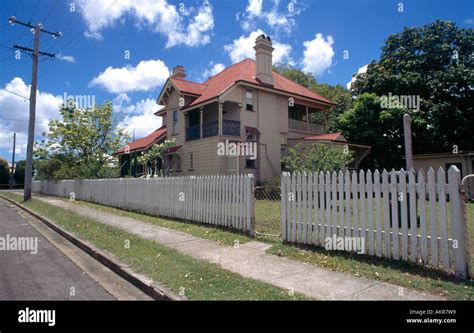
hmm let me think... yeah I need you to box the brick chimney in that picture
[253,34,274,85]
[172,65,186,80]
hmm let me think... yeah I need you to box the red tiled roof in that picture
[304,132,344,141]
[170,78,206,96]
[115,126,167,154]
[170,59,334,107]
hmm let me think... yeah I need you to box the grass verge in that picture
[2,193,308,300]
[54,195,253,247]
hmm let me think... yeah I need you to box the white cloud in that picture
[224,29,292,65]
[347,64,368,90]
[90,59,170,94]
[238,0,304,35]
[116,98,163,138]
[77,0,214,48]
[202,62,225,79]
[247,0,263,16]
[301,33,335,76]
[56,53,76,63]
[0,78,62,158]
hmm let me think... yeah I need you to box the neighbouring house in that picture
[413,151,474,178]
[287,132,370,170]
[116,34,371,181]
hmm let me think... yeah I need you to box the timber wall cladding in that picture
[32,175,255,235]
[281,166,469,279]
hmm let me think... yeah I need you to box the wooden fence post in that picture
[246,174,255,236]
[448,166,468,279]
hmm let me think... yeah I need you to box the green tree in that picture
[35,101,129,180]
[281,144,354,173]
[137,138,177,176]
[0,157,10,187]
[274,64,352,130]
[13,159,27,185]
[349,20,474,156]
[336,93,423,169]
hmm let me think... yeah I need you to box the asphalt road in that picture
[0,198,115,300]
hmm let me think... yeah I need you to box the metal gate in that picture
[254,186,281,237]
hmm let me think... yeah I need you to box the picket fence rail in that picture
[281,166,469,279]
[32,175,255,235]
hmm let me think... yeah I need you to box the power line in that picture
[28,0,40,22]
[15,0,41,45]
[42,0,60,26]
[0,44,14,50]
[2,88,30,101]
[38,0,118,79]
[0,116,45,125]
[13,0,21,16]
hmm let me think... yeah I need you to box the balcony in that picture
[223,120,241,137]
[186,125,200,141]
[186,120,241,141]
[289,118,325,134]
[203,121,218,138]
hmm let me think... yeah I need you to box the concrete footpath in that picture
[35,195,445,300]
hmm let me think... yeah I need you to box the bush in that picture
[281,143,354,173]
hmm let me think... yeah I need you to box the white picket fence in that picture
[32,175,255,235]
[281,166,469,279]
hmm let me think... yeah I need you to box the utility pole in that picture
[9,132,16,189]
[403,113,413,171]
[8,16,61,201]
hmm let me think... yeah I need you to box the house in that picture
[116,127,167,177]
[412,151,474,178]
[288,132,370,170]
[117,34,370,181]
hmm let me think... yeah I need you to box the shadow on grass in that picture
[276,240,474,287]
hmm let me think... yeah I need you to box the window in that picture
[245,129,257,169]
[245,157,256,169]
[245,90,253,111]
[172,111,178,135]
[227,156,239,174]
[189,153,194,170]
[175,155,182,171]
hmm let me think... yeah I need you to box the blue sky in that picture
[0,0,472,163]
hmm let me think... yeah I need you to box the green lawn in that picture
[2,193,308,300]
[6,192,473,300]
